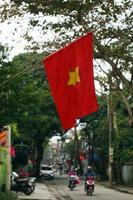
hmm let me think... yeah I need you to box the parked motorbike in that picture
[68,175,76,191]
[29,176,36,192]
[85,176,94,196]
[17,169,36,191]
[11,172,36,195]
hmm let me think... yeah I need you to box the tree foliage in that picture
[0,0,132,125]
[0,49,61,175]
[0,51,61,135]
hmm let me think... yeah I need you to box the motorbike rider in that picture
[68,166,77,187]
[84,165,95,191]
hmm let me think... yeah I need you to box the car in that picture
[40,165,55,180]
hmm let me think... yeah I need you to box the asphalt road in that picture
[43,173,133,200]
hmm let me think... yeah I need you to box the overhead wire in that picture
[0,58,44,88]
[0,13,62,23]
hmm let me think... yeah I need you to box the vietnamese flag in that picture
[43,32,98,130]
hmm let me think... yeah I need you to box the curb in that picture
[96,181,133,195]
[114,187,133,195]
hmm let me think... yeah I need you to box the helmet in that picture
[88,166,92,170]
[71,166,74,171]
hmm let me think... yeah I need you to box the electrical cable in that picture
[0,59,44,88]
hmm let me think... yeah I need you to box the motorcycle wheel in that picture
[69,181,75,191]
[1,184,6,192]
[23,185,33,195]
[86,187,92,196]
[30,182,36,192]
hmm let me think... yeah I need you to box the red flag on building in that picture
[43,32,98,130]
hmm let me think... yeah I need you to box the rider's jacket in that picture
[68,170,76,176]
[84,170,94,179]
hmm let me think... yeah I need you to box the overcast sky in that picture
[0,13,60,59]
[0,2,108,92]
[0,14,104,92]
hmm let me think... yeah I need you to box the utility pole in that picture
[74,126,83,174]
[108,74,114,188]
[5,125,11,192]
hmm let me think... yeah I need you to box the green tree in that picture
[0,0,132,124]
[0,51,61,176]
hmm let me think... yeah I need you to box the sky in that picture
[0,17,104,93]
[0,20,27,58]
[0,0,130,62]
[0,13,60,59]
[0,0,77,61]
[0,1,109,93]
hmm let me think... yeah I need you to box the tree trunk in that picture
[34,140,44,178]
[118,90,133,127]
[94,38,133,97]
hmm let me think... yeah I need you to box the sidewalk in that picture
[18,182,56,200]
[98,181,133,194]
[115,185,133,194]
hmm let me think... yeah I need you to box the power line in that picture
[0,14,60,23]
[0,60,43,88]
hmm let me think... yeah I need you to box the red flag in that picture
[43,32,98,130]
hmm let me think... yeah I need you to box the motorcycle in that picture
[85,176,94,196]
[11,172,36,195]
[17,169,36,192]
[29,177,36,192]
[68,175,76,191]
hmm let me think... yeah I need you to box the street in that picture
[42,174,133,200]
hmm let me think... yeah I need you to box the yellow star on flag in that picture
[67,66,80,86]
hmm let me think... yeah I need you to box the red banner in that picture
[43,32,98,130]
